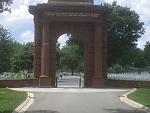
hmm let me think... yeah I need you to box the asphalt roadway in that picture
[57,75,84,88]
[12,76,149,113]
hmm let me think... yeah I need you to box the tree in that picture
[10,42,33,76]
[66,34,84,72]
[144,41,150,66]
[60,45,82,75]
[65,4,145,68]
[56,42,61,70]
[10,47,23,73]
[0,25,13,73]
[118,47,146,68]
[66,34,84,57]
[21,42,33,74]
[131,48,146,68]
[0,0,13,73]
[0,0,12,13]
[107,3,145,66]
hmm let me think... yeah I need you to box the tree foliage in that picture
[0,25,13,73]
[56,42,61,69]
[107,3,145,66]
[0,25,33,76]
[131,48,146,68]
[56,34,84,73]
[117,47,146,68]
[0,0,12,13]
[0,0,13,73]
[144,41,150,66]
[10,42,33,74]
[60,45,82,74]
[66,34,84,57]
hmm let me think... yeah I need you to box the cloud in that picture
[0,0,34,43]
[58,34,69,48]
[20,30,34,43]
[94,0,104,4]
[137,27,150,49]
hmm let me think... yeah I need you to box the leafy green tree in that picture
[144,41,150,66]
[22,43,33,73]
[107,3,145,66]
[56,42,61,70]
[60,45,82,75]
[66,34,84,57]
[118,47,146,68]
[10,42,33,76]
[0,25,13,73]
[66,34,84,72]
[0,0,13,73]
[132,48,146,68]
[10,48,23,73]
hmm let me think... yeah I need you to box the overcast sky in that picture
[0,0,149,49]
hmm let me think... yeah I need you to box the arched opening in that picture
[55,33,84,88]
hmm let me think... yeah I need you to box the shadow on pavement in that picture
[105,108,148,113]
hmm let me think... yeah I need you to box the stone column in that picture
[84,33,94,88]
[33,15,42,86]
[101,22,108,85]
[39,21,51,87]
[49,39,56,87]
[93,22,106,87]
[102,24,107,76]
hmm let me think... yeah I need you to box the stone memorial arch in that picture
[29,0,111,87]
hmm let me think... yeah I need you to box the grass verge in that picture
[0,88,27,113]
[128,88,150,107]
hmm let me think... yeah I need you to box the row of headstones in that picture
[107,71,150,81]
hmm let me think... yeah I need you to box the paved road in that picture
[12,76,148,113]
[57,76,84,88]
[13,88,148,113]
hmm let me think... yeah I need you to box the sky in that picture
[0,0,150,49]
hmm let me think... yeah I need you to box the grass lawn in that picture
[128,88,150,107]
[0,88,27,113]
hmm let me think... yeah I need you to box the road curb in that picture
[12,92,34,113]
[120,88,150,112]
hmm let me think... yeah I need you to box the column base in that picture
[84,76,92,88]
[90,76,107,88]
[33,78,40,87]
[39,76,52,87]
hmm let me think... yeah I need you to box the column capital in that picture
[41,17,51,24]
[94,16,107,27]
[33,12,43,21]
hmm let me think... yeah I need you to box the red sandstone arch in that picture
[29,3,111,87]
[52,22,94,87]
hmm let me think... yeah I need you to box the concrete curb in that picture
[120,88,150,112]
[12,92,34,113]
